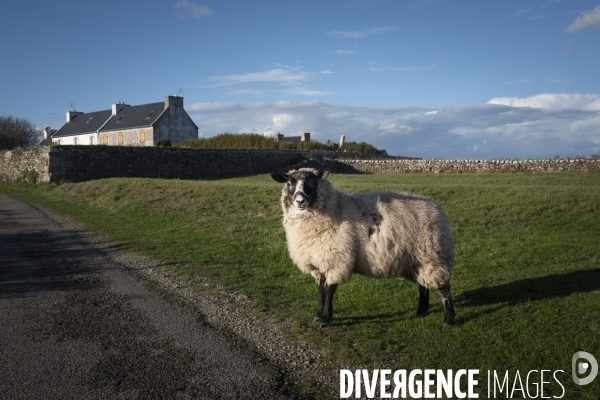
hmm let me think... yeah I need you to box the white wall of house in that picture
[52,134,97,145]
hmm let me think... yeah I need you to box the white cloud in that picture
[186,95,600,159]
[284,87,333,97]
[174,1,212,19]
[488,93,600,110]
[335,50,357,55]
[327,26,398,39]
[206,68,309,86]
[513,8,533,17]
[565,5,600,33]
[186,101,237,113]
[504,79,531,85]
[370,65,435,72]
[225,89,263,96]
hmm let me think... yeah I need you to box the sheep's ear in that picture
[317,170,330,180]
[271,172,289,183]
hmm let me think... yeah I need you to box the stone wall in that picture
[43,146,308,183]
[339,158,600,174]
[0,147,51,183]
[1,146,598,184]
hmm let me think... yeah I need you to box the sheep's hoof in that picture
[317,313,332,328]
[443,315,455,326]
[313,316,321,323]
[416,311,427,318]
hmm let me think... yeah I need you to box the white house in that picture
[51,96,198,146]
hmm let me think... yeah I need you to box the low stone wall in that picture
[44,146,308,183]
[340,158,600,174]
[1,146,598,184]
[0,147,51,183]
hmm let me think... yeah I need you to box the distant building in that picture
[51,96,198,146]
[274,132,310,146]
[39,126,57,146]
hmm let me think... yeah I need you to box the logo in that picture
[572,351,598,385]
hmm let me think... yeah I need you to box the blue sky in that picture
[1,0,599,159]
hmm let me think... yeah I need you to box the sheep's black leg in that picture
[416,284,430,318]
[314,276,326,322]
[438,286,455,326]
[319,283,338,328]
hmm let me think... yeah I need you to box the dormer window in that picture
[145,111,156,119]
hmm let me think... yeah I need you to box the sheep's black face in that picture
[271,169,329,211]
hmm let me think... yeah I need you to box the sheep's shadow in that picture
[310,270,600,328]
[458,268,600,308]
[330,311,410,327]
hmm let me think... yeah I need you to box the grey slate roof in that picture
[100,102,164,132]
[53,110,112,138]
[52,102,165,138]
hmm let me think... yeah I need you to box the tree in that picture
[0,115,40,150]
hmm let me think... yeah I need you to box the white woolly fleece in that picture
[279,168,454,288]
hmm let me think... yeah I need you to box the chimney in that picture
[274,132,283,142]
[164,95,183,110]
[339,135,345,149]
[66,111,83,122]
[112,101,130,116]
[301,132,310,142]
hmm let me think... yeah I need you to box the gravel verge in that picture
[30,202,343,399]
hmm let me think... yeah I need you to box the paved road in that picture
[0,193,293,399]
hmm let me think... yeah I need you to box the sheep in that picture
[271,168,456,327]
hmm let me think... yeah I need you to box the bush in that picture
[296,140,328,151]
[175,133,280,149]
[174,132,379,154]
[0,115,40,150]
[156,139,172,148]
[276,141,296,150]
[18,169,39,184]
[341,141,378,154]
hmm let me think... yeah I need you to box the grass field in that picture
[1,172,599,398]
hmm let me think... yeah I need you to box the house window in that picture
[139,130,145,143]
[118,132,123,145]
[90,136,95,145]
[102,135,108,145]
[145,111,155,119]
[73,138,78,145]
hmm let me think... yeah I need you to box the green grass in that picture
[1,173,599,398]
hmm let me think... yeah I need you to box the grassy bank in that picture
[1,173,599,398]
